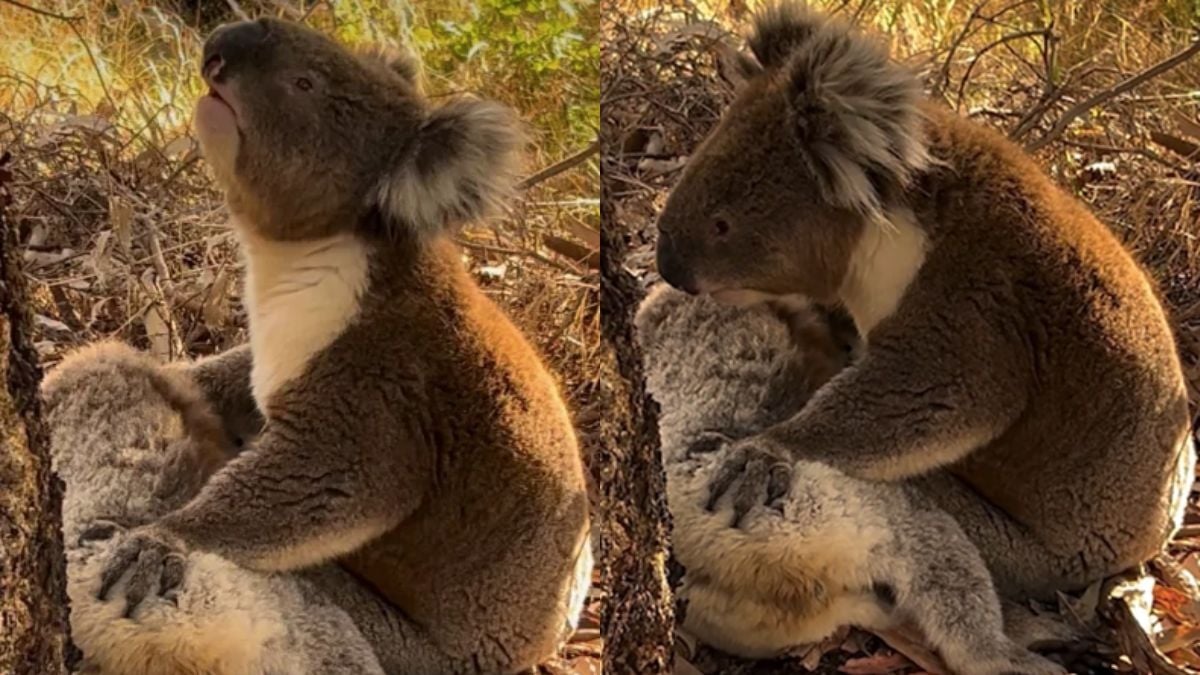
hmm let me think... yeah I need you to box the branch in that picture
[1027,38,1200,152]
[0,0,79,21]
[518,140,600,190]
[0,0,118,116]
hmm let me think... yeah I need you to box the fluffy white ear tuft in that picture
[752,2,931,222]
[375,98,524,237]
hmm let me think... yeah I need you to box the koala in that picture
[635,286,1062,675]
[654,2,1195,602]
[44,341,395,674]
[92,18,593,674]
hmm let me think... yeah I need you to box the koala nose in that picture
[655,233,699,295]
[202,19,270,81]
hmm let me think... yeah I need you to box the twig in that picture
[935,0,1035,96]
[224,0,250,21]
[1028,38,1200,152]
[518,140,600,191]
[955,29,1048,110]
[0,0,79,21]
[0,0,121,117]
[456,239,581,275]
[1060,139,1179,170]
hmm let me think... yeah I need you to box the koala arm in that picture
[175,344,264,444]
[757,299,1028,482]
[151,411,425,572]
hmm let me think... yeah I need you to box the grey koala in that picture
[635,286,1063,675]
[45,341,420,675]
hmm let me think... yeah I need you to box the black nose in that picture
[655,233,699,295]
[202,19,270,80]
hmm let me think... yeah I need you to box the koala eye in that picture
[713,219,730,237]
[294,77,313,92]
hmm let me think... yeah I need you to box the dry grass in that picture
[1,0,600,671]
[602,0,1200,671]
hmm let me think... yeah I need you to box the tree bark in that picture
[597,187,675,675]
[0,152,69,675]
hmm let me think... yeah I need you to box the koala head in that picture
[194,18,522,242]
[655,2,929,303]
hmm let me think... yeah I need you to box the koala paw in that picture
[77,518,129,546]
[704,436,793,527]
[686,430,734,458]
[96,523,188,618]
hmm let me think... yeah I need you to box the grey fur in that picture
[759,2,931,221]
[46,342,404,675]
[635,287,1062,675]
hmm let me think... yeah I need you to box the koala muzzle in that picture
[202,18,270,82]
[655,233,699,295]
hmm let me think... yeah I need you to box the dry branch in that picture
[518,140,601,191]
[1027,38,1200,151]
[544,234,600,270]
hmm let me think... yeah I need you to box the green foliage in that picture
[412,0,599,150]
[314,0,597,166]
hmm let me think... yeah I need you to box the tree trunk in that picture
[0,152,69,675]
[597,188,675,675]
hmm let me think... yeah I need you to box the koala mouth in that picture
[201,55,237,120]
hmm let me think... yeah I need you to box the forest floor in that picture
[0,1,601,673]
[602,0,1200,673]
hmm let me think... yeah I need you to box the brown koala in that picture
[91,18,593,674]
[655,2,1195,601]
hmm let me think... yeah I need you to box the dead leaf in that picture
[110,197,133,256]
[142,301,172,361]
[839,652,912,674]
[201,269,231,327]
[89,230,113,285]
[1155,623,1200,653]
[565,221,600,251]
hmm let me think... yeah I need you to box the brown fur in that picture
[95,18,591,674]
[655,2,1193,601]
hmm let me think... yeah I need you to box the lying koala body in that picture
[636,287,1061,675]
[44,342,398,675]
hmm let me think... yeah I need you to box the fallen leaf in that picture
[839,652,912,674]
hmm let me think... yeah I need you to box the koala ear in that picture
[715,42,762,91]
[747,2,824,69]
[754,3,931,221]
[376,98,524,237]
[357,44,424,94]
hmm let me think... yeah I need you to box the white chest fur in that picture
[838,210,928,336]
[238,229,370,408]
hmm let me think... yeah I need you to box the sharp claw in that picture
[160,554,186,595]
[79,520,122,545]
[766,463,791,504]
[733,458,769,527]
[122,546,164,616]
[688,430,733,457]
[706,448,748,511]
[98,543,140,600]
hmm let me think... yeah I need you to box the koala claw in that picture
[686,430,734,458]
[97,525,188,617]
[78,518,127,545]
[705,437,793,526]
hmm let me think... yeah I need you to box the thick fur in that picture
[374,98,523,238]
[743,2,930,221]
[94,18,591,674]
[654,1,1195,602]
[45,342,400,675]
[636,287,1061,675]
